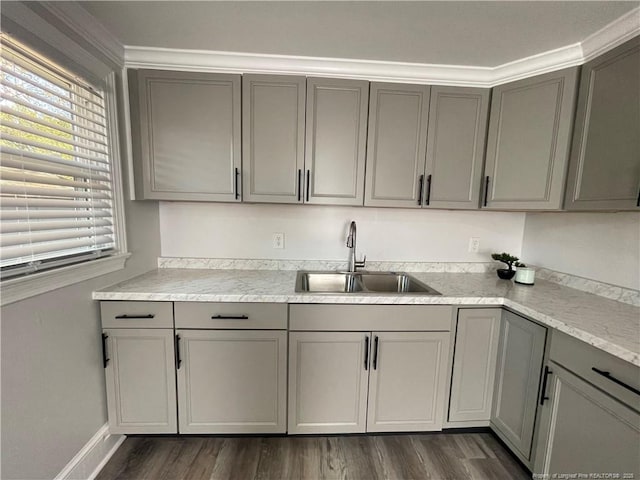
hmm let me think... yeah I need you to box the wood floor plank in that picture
[96,432,530,480]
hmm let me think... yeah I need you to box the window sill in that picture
[1,253,131,306]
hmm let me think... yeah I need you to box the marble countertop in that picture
[94,269,640,367]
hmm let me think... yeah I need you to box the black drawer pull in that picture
[483,176,490,207]
[114,314,155,319]
[211,314,249,320]
[425,174,432,205]
[592,367,640,396]
[373,336,379,370]
[417,174,424,206]
[297,169,302,202]
[364,336,369,370]
[540,366,552,405]
[305,170,310,202]
[175,335,182,369]
[101,333,110,368]
[235,167,240,200]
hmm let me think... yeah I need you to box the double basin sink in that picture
[295,271,441,295]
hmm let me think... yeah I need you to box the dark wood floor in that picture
[97,432,531,480]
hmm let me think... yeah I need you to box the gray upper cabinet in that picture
[305,78,369,205]
[483,67,578,210]
[564,37,640,211]
[424,87,490,209]
[365,83,430,208]
[130,69,241,201]
[242,75,306,203]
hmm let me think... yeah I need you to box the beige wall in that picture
[522,212,640,290]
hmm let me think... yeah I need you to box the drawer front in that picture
[175,302,287,329]
[289,304,452,331]
[550,331,640,409]
[101,301,173,328]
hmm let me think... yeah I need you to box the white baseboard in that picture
[55,424,125,480]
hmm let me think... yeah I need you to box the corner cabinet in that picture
[364,83,431,208]
[564,37,640,211]
[288,305,451,434]
[483,67,578,210]
[100,301,177,434]
[491,309,547,466]
[423,87,490,209]
[129,70,241,201]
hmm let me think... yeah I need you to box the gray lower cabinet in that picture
[564,37,640,210]
[423,87,490,209]
[448,308,501,424]
[130,69,241,201]
[103,329,177,434]
[176,329,287,434]
[364,82,430,207]
[304,77,369,205]
[242,75,306,203]
[491,309,547,466]
[534,331,640,477]
[483,67,578,210]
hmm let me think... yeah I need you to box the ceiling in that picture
[79,1,639,67]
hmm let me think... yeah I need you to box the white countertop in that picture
[94,269,640,367]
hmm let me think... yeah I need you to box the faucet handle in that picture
[355,255,367,269]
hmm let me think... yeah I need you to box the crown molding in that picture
[123,7,640,87]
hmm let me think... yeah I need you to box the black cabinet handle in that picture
[592,367,640,396]
[114,314,155,319]
[636,188,640,207]
[175,335,182,369]
[540,366,552,405]
[417,174,424,206]
[364,336,370,370]
[297,169,302,202]
[425,174,432,205]
[305,170,310,202]
[101,333,109,368]
[235,167,240,200]
[373,336,379,370]
[483,176,490,207]
[211,314,249,320]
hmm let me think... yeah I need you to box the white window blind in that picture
[0,36,116,278]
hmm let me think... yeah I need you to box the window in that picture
[0,36,118,279]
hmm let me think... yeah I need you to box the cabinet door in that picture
[288,331,369,434]
[103,328,177,434]
[364,83,430,208]
[367,331,450,432]
[491,310,547,463]
[449,308,501,423]
[565,37,640,210]
[305,78,369,206]
[534,363,640,477]
[242,75,305,203]
[483,68,578,210]
[132,70,241,201]
[424,87,490,209]
[176,330,287,434]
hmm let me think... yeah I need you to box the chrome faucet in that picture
[346,221,366,272]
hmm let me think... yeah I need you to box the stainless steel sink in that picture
[295,271,440,295]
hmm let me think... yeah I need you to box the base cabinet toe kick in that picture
[100,301,639,476]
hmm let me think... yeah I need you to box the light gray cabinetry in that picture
[242,75,306,203]
[491,310,547,465]
[130,70,241,201]
[305,78,369,205]
[448,308,501,424]
[534,332,640,477]
[174,302,288,434]
[565,37,640,210]
[364,83,431,208]
[483,68,578,210]
[101,301,177,434]
[424,87,490,209]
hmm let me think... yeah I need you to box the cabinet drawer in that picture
[101,301,173,328]
[175,302,287,329]
[550,331,640,409]
[289,304,452,331]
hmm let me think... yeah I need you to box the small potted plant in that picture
[491,252,525,280]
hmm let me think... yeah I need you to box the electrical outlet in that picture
[468,237,480,253]
[272,233,284,249]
